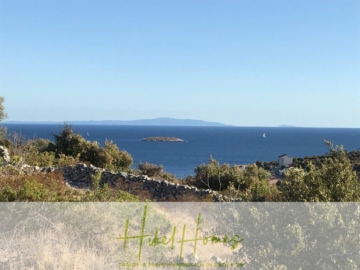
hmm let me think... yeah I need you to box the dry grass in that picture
[0,203,203,269]
[0,170,140,202]
[157,193,214,202]
[0,204,134,269]
[111,178,152,201]
[0,170,68,193]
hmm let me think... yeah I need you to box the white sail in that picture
[263,133,266,138]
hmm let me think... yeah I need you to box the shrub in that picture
[79,140,101,165]
[51,124,86,158]
[137,162,163,177]
[25,151,55,167]
[0,170,141,202]
[17,180,50,201]
[0,130,11,148]
[99,140,133,171]
[193,156,242,191]
[55,153,80,167]
[50,125,133,171]
[0,164,22,176]
[157,193,214,202]
[0,171,68,202]
[10,155,22,165]
[91,170,102,190]
[136,162,179,183]
[5,132,37,163]
[33,138,52,152]
[278,141,360,202]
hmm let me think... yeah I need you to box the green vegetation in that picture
[0,96,7,124]
[47,124,133,171]
[190,156,241,191]
[0,121,133,171]
[0,97,11,147]
[136,162,179,183]
[278,141,360,202]
[185,156,281,201]
[0,169,140,202]
[0,95,359,202]
[213,202,360,269]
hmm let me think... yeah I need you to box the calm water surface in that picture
[3,124,360,178]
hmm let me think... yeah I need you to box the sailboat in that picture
[263,133,266,138]
[87,132,89,136]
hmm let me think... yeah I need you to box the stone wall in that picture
[50,163,242,202]
[0,162,242,202]
[0,146,10,163]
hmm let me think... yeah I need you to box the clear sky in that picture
[0,0,359,127]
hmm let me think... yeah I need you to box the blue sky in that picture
[0,0,359,127]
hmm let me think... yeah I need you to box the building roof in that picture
[278,154,293,158]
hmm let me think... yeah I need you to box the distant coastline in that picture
[278,125,300,128]
[3,118,230,127]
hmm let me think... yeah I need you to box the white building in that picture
[278,154,293,167]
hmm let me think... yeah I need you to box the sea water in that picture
[3,124,360,178]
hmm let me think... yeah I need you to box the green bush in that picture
[137,162,163,177]
[91,170,102,190]
[50,124,86,158]
[49,125,133,171]
[17,180,50,201]
[136,162,178,183]
[33,138,52,152]
[25,151,55,167]
[279,141,360,202]
[0,127,10,148]
[97,140,133,171]
[0,164,22,176]
[54,153,80,167]
[0,171,141,202]
[10,155,22,165]
[193,156,242,191]
[0,186,16,201]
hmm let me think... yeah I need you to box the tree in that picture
[49,123,86,158]
[193,156,238,191]
[96,140,133,171]
[238,164,281,201]
[48,124,133,171]
[0,96,11,147]
[0,96,7,124]
[278,141,360,202]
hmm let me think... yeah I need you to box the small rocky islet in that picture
[141,136,185,142]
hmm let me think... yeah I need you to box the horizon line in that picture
[2,121,360,129]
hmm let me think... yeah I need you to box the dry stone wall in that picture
[49,163,242,202]
[0,146,10,163]
[0,162,242,202]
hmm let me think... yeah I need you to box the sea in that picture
[2,124,360,178]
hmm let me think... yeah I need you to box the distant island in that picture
[278,125,300,128]
[4,118,230,127]
[142,136,185,142]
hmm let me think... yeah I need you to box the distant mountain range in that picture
[4,118,231,127]
[278,125,300,128]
